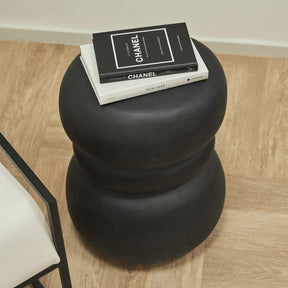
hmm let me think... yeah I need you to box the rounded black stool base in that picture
[66,151,225,265]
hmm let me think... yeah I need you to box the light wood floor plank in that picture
[202,247,288,288]
[215,55,288,179]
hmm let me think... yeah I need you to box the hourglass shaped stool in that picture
[59,39,227,264]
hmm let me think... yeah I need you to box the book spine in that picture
[100,71,208,105]
[99,66,198,83]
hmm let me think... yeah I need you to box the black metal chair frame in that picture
[0,133,72,288]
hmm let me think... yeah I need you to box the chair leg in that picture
[58,261,72,288]
[32,280,44,288]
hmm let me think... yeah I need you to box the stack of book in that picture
[80,23,208,105]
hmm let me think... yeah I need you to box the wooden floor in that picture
[0,40,288,288]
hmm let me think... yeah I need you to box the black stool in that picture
[59,40,227,264]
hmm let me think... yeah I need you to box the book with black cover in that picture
[80,39,208,105]
[93,23,198,83]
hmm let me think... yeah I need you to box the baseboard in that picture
[200,38,288,58]
[0,27,91,45]
[1,27,288,58]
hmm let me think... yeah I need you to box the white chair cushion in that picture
[0,162,60,288]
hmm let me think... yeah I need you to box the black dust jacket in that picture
[93,23,198,83]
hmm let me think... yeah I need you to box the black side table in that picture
[59,40,227,264]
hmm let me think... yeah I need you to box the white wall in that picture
[0,0,288,56]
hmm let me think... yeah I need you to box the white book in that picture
[80,40,208,105]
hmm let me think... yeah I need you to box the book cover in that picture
[80,40,208,105]
[93,23,198,83]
